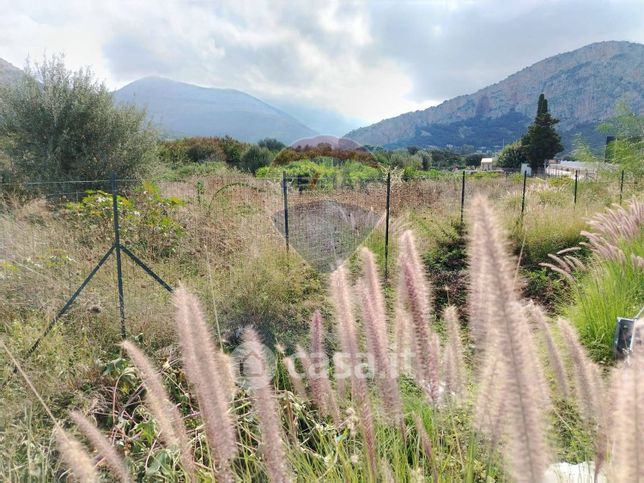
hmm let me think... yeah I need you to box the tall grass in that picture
[43,197,640,482]
[2,175,639,481]
[563,199,644,362]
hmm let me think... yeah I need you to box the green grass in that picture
[565,235,644,363]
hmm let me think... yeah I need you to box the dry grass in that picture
[1,173,637,482]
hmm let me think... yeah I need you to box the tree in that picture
[0,56,157,182]
[258,138,285,152]
[520,94,563,170]
[599,103,643,176]
[465,153,483,167]
[239,145,273,173]
[496,140,524,168]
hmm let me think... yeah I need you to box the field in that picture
[0,168,642,482]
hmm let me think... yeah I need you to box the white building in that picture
[480,157,495,171]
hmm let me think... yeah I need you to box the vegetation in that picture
[0,56,157,182]
[520,94,563,170]
[574,103,644,177]
[496,140,524,169]
[3,190,642,482]
[1,165,640,482]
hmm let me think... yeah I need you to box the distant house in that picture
[480,157,495,171]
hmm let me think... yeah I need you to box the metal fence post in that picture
[282,171,289,253]
[384,171,392,281]
[619,169,625,205]
[521,170,527,217]
[111,173,126,339]
[460,170,466,226]
[573,170,578,206]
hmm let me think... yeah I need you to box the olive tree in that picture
[0,56,157,182]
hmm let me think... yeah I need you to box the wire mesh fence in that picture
[0,168,639,375]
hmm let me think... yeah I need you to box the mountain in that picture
[263,97,363,138]
[0,58,23,86]
[114,77,316,143]
[346,41,644,152]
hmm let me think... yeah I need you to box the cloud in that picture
[369,0,644,102]
[0,0,641,124]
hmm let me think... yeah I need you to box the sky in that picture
[0,0,642,129]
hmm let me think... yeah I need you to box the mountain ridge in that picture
[113,76,317,143]
[345,41,644,150]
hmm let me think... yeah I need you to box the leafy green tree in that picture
[496,140,524,168]
[239,145,273,173]
[573,103,643,176]
[258,138,285,152]
[220,136,244,165]
[599,103,643,176]
[520,94,563,170]
[465,154,483,167]
[0,56,157,181]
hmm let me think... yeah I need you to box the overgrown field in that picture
[0,169,642,481]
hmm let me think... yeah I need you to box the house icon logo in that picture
[231,340,276,389]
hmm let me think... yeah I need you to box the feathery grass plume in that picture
[394,293,413,377]
[329,265,361,392]
[579,198,643,264]
[468,196,551,482]
[173,286,237,481]
[330,265,378,479]
[557,318,603,422]
[69,411,130,483]
[588,198,643,244]
[412,414,435,474]
[359,248,404,424]
[120,341,195,478]
[400,256,440,403]
[242,327,290,482]
[55,427,98,483]
[283,355,307,400]
[308,311,340,423]
[466,207,495,348]
[295,343,329,416]
[526,304,570,399]
[380,458,395,483]
[397,229,441,401]
[443,306,466,398]
[609,349,644,482]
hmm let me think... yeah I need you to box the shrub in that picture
[0,56,157,182]
[239,145,273,173]
[64,181,185,259]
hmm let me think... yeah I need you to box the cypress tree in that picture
[521,94,563,170]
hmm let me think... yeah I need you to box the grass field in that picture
[0,168,641,481]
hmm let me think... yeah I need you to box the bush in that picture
[496,140,524,168]
[0,56,157,182]
[257,158,380,186]
[158,137,248,166]
[64,181,185,259]
[239,145,273,173]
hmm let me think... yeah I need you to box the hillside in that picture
[114,77,316,143]
[0,58,23,86]
[346,41,644,151]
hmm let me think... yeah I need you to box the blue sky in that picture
[0,0,642,126]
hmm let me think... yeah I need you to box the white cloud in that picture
[0,0,641,125]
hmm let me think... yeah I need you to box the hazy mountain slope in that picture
[0,58,23,86]
[346,41,643,150]
[114,77,316,143]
